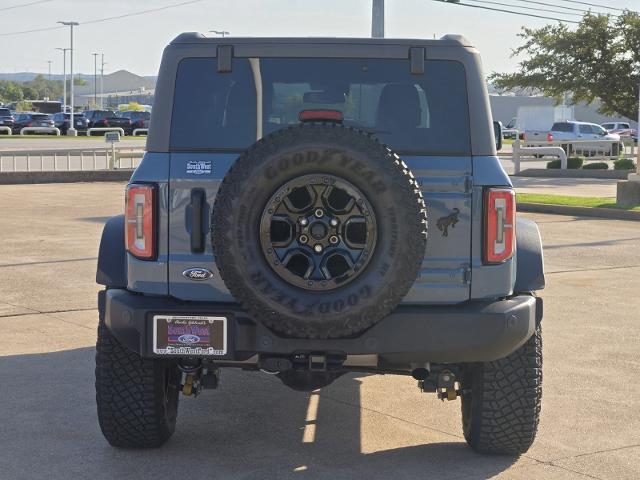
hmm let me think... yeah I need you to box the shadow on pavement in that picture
[0,348,518,480]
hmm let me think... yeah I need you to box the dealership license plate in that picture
[153,315,227,356]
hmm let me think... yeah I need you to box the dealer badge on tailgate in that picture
[153,315,227,356]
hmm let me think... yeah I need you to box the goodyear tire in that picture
[211,123,427,339]
[461,324,543,455]
[95,319,180,448]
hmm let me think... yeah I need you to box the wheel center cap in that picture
[310,222,328,240]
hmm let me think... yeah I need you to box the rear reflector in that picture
[484,188,515,264]
[299,109,344,123]
[126,184,156,259]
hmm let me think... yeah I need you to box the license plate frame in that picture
[153,315,227,356]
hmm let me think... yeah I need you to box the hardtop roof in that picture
[170,33,473,48]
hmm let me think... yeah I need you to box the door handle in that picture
[190,189,206,253]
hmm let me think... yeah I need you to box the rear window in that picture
[170,57,471,155]
[551,122,573,132]
[129,111,150,120]
[92,111,116,119]
[0,108,10,115]
[32,114,50,120]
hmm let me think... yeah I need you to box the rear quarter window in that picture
[551,123,573,132]
[170,57,471,155]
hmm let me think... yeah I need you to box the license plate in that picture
[153,315,227,356]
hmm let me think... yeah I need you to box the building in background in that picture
[74,70,155,108]
[490,94,636,129]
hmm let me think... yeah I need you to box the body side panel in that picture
[126,153,170,295]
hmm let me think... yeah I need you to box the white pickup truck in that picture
[548,121,623,156]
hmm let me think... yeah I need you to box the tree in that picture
[0,80,24,103]
[491,11,640,120]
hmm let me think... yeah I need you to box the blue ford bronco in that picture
[95,34,545,454]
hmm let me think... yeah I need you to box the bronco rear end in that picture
[95,34,545,454]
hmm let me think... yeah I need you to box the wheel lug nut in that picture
[330,218,338,227]
[314,244,323,254]
[299,218,308,226]
[314,208,324,218]
[299,235,308,244]
[329,235,339,245]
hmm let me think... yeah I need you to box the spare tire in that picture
[211,123,427,339]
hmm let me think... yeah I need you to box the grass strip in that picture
[517,193,640,211]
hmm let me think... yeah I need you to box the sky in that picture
[0,0,637,78]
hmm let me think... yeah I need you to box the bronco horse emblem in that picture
[437,208,460,237]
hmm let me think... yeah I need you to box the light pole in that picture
[92,53,98,108]
[100,54,106,109]
[633,84,640,181]
[209,30,229,37]
[55,48,69,112]
[46,60,52,99]
[372,0,384,38]
[58,21,79,136]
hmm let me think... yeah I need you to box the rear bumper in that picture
[101,289,542,364]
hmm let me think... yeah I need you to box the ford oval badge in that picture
[178,334,200,344]
[182,267,214,281]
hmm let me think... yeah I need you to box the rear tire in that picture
[461,324,542,455]
[95,320,180,448]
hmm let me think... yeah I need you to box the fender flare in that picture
[96,215,127,288]
[514,217,545,293]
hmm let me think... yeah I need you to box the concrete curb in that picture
[515,168,633,179]
[519,202,640,221]
[0,170,133,184]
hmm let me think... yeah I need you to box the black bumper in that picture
[101,289,542,363]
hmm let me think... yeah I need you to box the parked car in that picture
[95,33,545,455]
[0,107,14,133]
[119,110,150,134]
[502,116,517,139]
[549,121,623,156]
[52,112,89,135]
[84,109,131,135]
[601,121,637,141]
[11,112,55,134]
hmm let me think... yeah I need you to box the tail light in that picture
[26,121,32,127]
[104,119,109,126]
[126,184,156,259]
[519,132,525,141]
[484,188,515,264]
[547,133,554,142]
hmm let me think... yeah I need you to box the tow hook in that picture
[178,361,219,397]
[182,373,196,396]
[419,369,462,401]
[437,387,460,402]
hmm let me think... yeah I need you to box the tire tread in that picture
[95,321,178,448]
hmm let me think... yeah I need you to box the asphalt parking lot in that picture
[1,182,639,479]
